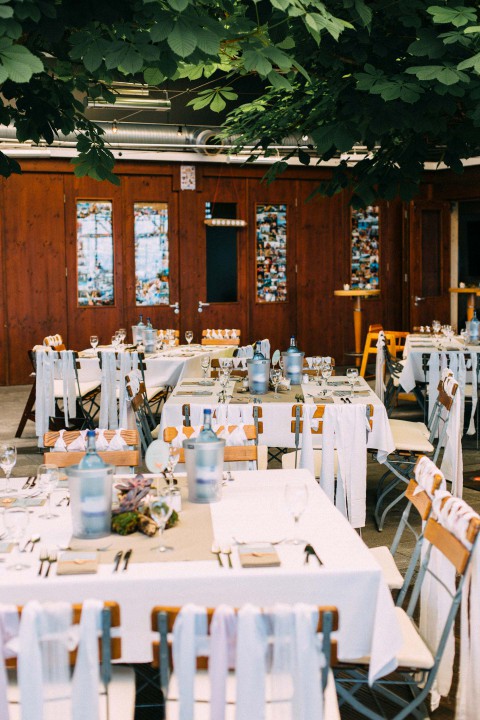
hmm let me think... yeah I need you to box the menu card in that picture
[56,551,98,575]
[238,544,281,568]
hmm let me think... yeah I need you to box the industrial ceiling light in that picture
[88,83,171,111]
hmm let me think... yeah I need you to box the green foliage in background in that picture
[0,0,480,203]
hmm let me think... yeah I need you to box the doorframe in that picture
[450,202,459,326]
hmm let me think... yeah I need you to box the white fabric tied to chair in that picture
[320,405,370,528]
[413,456,446,497]
[60,351,77,429]
[119,353,139,429]
[172,605,209,720]
[209,606,237,720]
[439,371,463,497]
[35,350,56,445]
[466,353,478,435]
[52,429,128,452]
[235,605,268,720]
[15,599,104,720]
[0,605,19,720]
[428,353,440,416]
[375,331,386,402]
[299,405,319,476]
[99,352,118,429]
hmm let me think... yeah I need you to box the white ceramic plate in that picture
[145,439,170,473]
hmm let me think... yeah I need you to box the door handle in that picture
[170,301,180,314]
[198,300,210,313]
[413,296,425,306]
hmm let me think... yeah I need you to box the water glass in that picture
[4,507,29,570]
[0,444,17,495]
[284,480,308,545]
[432,319,441,336]
[199,356,211,385]
[89,335,99,350]
[185,330,193,345]
[37,464,60,519]
[270,368,282,398]
[150,487,174,552]
[346,368,359,397]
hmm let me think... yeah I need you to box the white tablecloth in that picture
[399,334,479,393]
[0,470,400,684]
[161,376,395,459]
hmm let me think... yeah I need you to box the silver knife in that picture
[113,551,123,573]
[123,549,132,571]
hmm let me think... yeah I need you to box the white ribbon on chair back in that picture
[209,606,237,720]
[60,351,77,429]
[35,350,56,444]
[375,331,386,402]
[119,352,139,428]
[172,605,208,720]
[413,456,446,497]
[236,605,268,720]
[439,370,463,497]
[428,353,440,415]
[71,599,103,720]
[99,352,118,429]
[0,605,19,720]
[466,353,478,436]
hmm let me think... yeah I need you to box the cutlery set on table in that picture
[113,549,133,572]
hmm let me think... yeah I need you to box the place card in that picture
[238,544,281,568]
[56,551,98,575]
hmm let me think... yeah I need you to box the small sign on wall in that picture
[180,165,196,190]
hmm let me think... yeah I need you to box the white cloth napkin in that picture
[375,331,386,402]
[0,605,19,720]
[119,352,139,429]
[428,353,440,419]
[467,353,478,436]
[172,605,208,720]
[299,405,318,476]
[209,606,237,720]
[60,351,77,428]
[414,456,446,496]
[236,605,268,720]
[456,544,480,720]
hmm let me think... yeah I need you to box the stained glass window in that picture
[256,204,287,302]
[134,203,169,306]
[77,201,114,306]
[351,206,380,289]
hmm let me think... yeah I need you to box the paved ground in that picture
[2,382,479,719]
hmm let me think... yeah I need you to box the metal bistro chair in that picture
[151,604,340,720]
[163,424,259,466]
[137,352,170,423]
[374,374,458,531]
[5,600,135,720]
[42,429,140,468]
[334,498,480,720]
[369,456,445,593]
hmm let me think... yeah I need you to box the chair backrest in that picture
[210,358,248,379]
[43,333,66,351]
[290,403,374,450]
[151,604,339,697]
[181,403,263,437]
[42,429,140,467]
[163,424,258,463]
[157,329,180,346]
[4,600,123,717]
[201,329,241,346]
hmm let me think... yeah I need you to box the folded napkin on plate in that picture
[238,544,281,568]
[56,552,98,575]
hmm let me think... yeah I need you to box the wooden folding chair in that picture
[43,333,66,351]
[6,601,135,720]
[15,350,37,438]
[42,429,140,467]
[335,502,480,720]
[157,329,180,346]
[163,424,259,465]
[151,604,339,719]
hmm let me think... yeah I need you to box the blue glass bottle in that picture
[469,311,479,344]
[78,430,106,470]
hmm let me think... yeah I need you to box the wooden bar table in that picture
[449,287,480,322]
[334,288,381,366]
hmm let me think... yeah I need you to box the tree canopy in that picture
[1,0,480,203]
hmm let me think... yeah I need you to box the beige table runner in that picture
[69,479,215,564]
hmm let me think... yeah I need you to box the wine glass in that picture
[432,319,441,337]
[284,480,308,545]
[89,335,99,350]
[0,444,17,495]
[185,330,193,345]
[312,356,322,378]
[150,487,174,552]
[321,362,332,395]
[218,368,230,401]
[270,368,282,398]
[4,507,29,570]
[199,356,211,385]
[37,464,60,519]
[166,445,180,481]
[346,367,359,397]
[118,328,127,346]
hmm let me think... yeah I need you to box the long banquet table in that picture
[0,469,401,685]
[160,375,395,458]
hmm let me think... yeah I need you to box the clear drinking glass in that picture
[270,368,282,398]
[89,335,99,350]
[185,330,193,345]
[321,363,332,394]
[199,356,211,385]
[284,480,308,545]
[346,368,359,397]
[118,328,127,346]
[150,487,174,552]
[4,507,29,570]
[37,464,60,519]
[432,320,441,337]
[166,445,180,481]
[0,444,17,495]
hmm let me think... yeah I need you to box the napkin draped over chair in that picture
[375,331,386,402]
[439,370,463,497]
[0,605,19,720]
[35,349,56,445]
